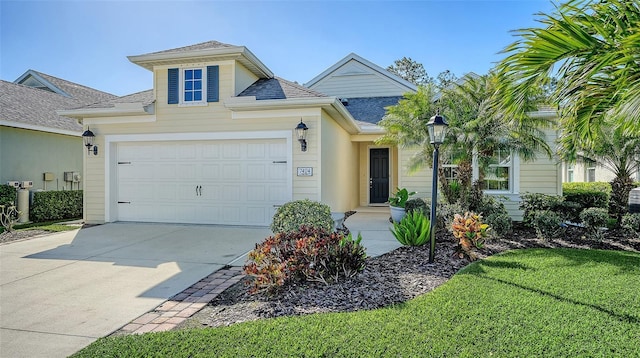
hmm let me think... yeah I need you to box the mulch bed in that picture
[179,223,640,330]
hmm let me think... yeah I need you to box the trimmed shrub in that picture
[580,207,609,239]
[563,188,609,211]
[30,190,83,222]
[390,211,431,246]
[405,198,429,215]
[563,181,612,195]
[519,193,564,226]
[621,213,640,239]
[531,210,564,240]
[0,184,17,206]
[474,195,512,238]
[243,227,367,294]
[270,199,333,234]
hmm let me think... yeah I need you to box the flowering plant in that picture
[451,212,489,260]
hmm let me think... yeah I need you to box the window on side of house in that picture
[567,164,574,182]
[441,151,458,183]
[586,160,596,182]
[480,149,511,191]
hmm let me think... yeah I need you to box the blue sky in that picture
[1,1,558,97]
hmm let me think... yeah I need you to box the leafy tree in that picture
[436,70,458,90]
[387,57,433,86]
[498,0,640,148]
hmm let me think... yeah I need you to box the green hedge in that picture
[0,184,17,206]
[30,190,83,222]
[562,181,612,194]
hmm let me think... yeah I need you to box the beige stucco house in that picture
[60,41,561,225]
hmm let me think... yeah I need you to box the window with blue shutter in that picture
[168,66,219,105]
[168,68,179,104]
[207,65,219,102]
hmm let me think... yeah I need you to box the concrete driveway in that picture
[0,223,271,358]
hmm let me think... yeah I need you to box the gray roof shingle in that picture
[142,41,236,56]
[341,96,403,124]
[0,80,84,132]
[83,89,154,109]
[238,77,326,100]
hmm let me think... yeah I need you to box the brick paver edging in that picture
[114,266,245,335]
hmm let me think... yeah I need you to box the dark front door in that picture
[370,148,390,204]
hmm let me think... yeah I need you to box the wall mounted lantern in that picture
[82,127,98,155]
[426,111,449,263]
[295,120,308,152]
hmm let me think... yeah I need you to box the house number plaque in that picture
[297,167,313,176]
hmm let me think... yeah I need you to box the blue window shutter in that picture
[207,65,219,102]
[168,68,179,104]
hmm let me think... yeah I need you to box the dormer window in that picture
[183,69,203,102]
[168,66,219,105]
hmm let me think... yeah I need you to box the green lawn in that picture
[73,248,640,357]
[0,220,80,234]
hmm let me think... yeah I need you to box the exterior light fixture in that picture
[295,120,308,152]
[82,127,98,155]
[426,111,449,263]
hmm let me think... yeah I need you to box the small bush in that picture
[519,193,564,227]
[390,211,431,246]
[389,188,416,208]
[270,199,333,234]
[451,212,489,261]
[580,207,609,240]
[531,210,564,241]
[556,200,583,223]
[30,190,82,222]
[475,195,512,238]
[437,201,464,232]
[405,198,429,215]
[621,213,640,239]
[243,227,367,294]
[0,184,17,206]
[563,181,612,195]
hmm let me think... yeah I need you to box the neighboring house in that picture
[562,161,640,183]
[60,40,561,225]
[0,70,116,191]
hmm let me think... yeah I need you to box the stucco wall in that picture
[320,111,359,212]
[0,126,82,191]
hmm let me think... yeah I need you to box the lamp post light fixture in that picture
[295,120,308,152]
[426,111,449,263]
[82,127,98,155]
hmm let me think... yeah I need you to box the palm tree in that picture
[377,72,554,204]
[498,0,640,149]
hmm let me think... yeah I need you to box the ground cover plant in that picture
[74,247,640,357]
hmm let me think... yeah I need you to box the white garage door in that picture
[116,139,288,226]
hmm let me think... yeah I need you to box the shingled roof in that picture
[2,70,117,134]
[340,96,403,124]
[83,89,154,109]
[238,77,326,100]
[141,40,236,56]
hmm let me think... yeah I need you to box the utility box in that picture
[43,172,54,181]
[629,188,640,214]
[64,171,81,182]
[6,181,20,188]
[21,181,33,189]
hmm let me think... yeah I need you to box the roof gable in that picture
[304,53,417,97]
[128,40,273,79]
[14,70,117,105]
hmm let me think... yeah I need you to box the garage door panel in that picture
[117,139,288,226]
